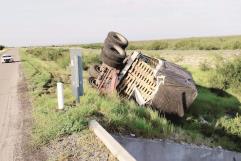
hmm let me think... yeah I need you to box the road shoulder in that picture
[15,66,47,161]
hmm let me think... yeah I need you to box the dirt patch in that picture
[16,69,47,161]
[41,130,117,161]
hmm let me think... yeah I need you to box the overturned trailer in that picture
[88,32,197,117]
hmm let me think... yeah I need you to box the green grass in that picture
[20,48,241,152]
[21,49,175,145]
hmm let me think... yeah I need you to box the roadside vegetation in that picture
[79,35,241,50]
[0,45,5,50]
[210,56,241,94]
[21,41,241,152]
[21,48,175,146]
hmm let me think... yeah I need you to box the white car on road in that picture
[1,54,14,63]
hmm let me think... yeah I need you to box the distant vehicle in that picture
[1,54,14,63]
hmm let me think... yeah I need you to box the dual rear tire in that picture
[104,32,128,49]
[88,32,128,88]
[88,64,101,88]
[101,32,128,69]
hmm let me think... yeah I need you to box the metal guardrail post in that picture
[70,49,83,103]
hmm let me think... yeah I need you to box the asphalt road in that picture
[0,48,23,161]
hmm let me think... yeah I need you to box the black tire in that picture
[101,51,124,69]
[101,45,126,62]
[88,77,98,88]
[88,64,101,78]
[104,32,128,49]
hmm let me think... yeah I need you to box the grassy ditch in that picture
[21,48,241,152]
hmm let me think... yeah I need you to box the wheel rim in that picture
[94,65,101,73]
[88,77,98,88]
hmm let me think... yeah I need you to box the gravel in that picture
[42,130,117,161]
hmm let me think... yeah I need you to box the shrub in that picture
[146,41,169,50]
[197,41,221,50]
[233,41,241,49]
[174,40,200,50]
[82,51,101,70]
[209,56,241,91]
[26,48,68,61]
[147,42,161,50]
[174,41,189,50]
[199,60,211,71]
[127,44,144,50]
[26,47,103,70]
[0,45,5,50]
[81,44,102,49]
[127,44,138,50]
[223,40,241,50]
[158,41,169,50]
[216,114,241,138]
[26,48,70,68]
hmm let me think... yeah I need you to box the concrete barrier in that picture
[89,120,136,161]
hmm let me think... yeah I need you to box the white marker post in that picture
[57,82,64,110]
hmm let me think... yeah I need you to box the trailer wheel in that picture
[88,64,101,78]
[104,32,128,49]
[88,77,98,88]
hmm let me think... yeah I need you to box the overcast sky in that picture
[1,0,241,46]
